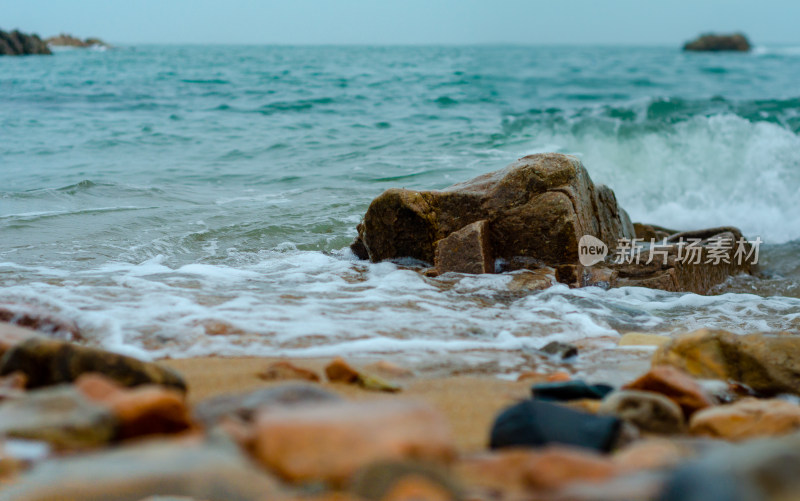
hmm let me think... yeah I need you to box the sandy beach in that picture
[163,356,536,452]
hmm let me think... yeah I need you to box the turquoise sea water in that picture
[2,45,800,363]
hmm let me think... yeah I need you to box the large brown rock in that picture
[0,338,186,392]
[352,154,753,294]
[253,399,455,484]
[651,329,800,396]
[353,153,635,267]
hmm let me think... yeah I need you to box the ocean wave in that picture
[506,102,800,244]
[0,206,154,222]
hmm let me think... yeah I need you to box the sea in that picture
[2,45,800,372]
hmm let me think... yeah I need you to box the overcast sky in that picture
[1,0,796,45]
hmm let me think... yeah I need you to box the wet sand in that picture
[162,356,539,452]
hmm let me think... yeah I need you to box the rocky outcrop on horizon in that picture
[45,33,110,49]
[0,29,51,56]
[683,33,751,52]
[351,153,755,294]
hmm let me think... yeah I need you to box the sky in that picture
[1,0,797,46]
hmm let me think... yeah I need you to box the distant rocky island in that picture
[0,29,111,56]
[683,32,751,52]
[0,29,51,56]
[45,33,110,49]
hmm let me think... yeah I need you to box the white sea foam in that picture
[521,114,800,244]
[2,249,799,361]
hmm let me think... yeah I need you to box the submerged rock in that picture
[351,154,754,294]
[539,341,579,360]
[434,220,494,274]
[651,329,800,396]
[0,338,186,392]
[0,29,51,56]
[683,33,751,52]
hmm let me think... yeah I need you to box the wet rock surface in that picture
[351,154,755,294]
[0,338,186,392]
[434,220,494,274]
[652,329,800,396]
[352,153,635,266]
